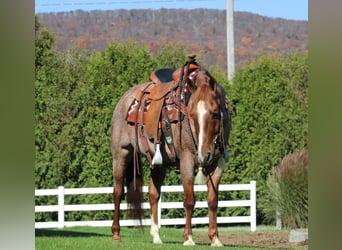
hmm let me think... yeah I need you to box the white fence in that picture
[35,181,256,231]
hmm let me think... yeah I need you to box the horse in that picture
[110,55,231,246]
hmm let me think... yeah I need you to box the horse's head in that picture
[187,70,222,166]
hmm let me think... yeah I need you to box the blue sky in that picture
[35,0,308,21]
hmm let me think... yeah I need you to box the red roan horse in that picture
[111,56,231,246]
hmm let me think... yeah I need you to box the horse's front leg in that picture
[207,166,224,247]
[149,167,166,244]
[180,153,196,246]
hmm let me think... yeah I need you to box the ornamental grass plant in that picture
[262,149,308,228]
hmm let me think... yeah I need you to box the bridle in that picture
[176,57,225,172]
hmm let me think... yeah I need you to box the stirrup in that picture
[152,143,163,166]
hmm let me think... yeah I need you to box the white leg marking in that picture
[197,100,208,163]
[211,237,224,247]
[150,217,162,244]
[183,235,196,246]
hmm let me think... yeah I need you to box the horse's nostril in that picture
[207,152,212,162]
[198,152,213,164]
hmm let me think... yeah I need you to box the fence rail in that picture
[35,181,256,231]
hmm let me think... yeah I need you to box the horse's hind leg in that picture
[149,167,166,244]
[111,150,129,241]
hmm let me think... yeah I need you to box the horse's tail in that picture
[126,153,144,223]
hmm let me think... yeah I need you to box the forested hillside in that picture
[38,9,307,72]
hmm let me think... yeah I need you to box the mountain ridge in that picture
[38,9,307,72]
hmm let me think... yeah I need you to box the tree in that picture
[221,53,308,222]
[35,38,162,221]
[35,15,55,69]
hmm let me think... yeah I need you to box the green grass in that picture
[35,226,304,250]
[36,227,184,250]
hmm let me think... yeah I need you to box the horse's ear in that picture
[186,68,200,92]
[204,71,217,92]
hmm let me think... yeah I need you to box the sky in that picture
[35,0,308,21]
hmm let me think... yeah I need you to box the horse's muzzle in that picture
[197,151,213,166]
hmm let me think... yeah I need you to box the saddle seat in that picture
[150,68,175,85]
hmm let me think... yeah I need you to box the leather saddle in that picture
[126,63,201,144]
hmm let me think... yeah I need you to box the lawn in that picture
[35,226,306,250]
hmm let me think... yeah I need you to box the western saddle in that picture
[126,55,201,167]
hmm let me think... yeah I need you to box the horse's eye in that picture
[212,111,220,120]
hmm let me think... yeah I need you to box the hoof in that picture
[183,235,196,246]
[150,222,163,244]
[211,237,223,247]
[152,236,163,244]
[112,234,121,242]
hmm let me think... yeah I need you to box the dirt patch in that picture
[197,231,308,248]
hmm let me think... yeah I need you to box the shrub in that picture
[261,149,308,228]
[223,54,308,223]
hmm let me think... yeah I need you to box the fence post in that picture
[250,181,256,231]
[158,192,162,228]
[276,210,282,230]
[58,186,65,228]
